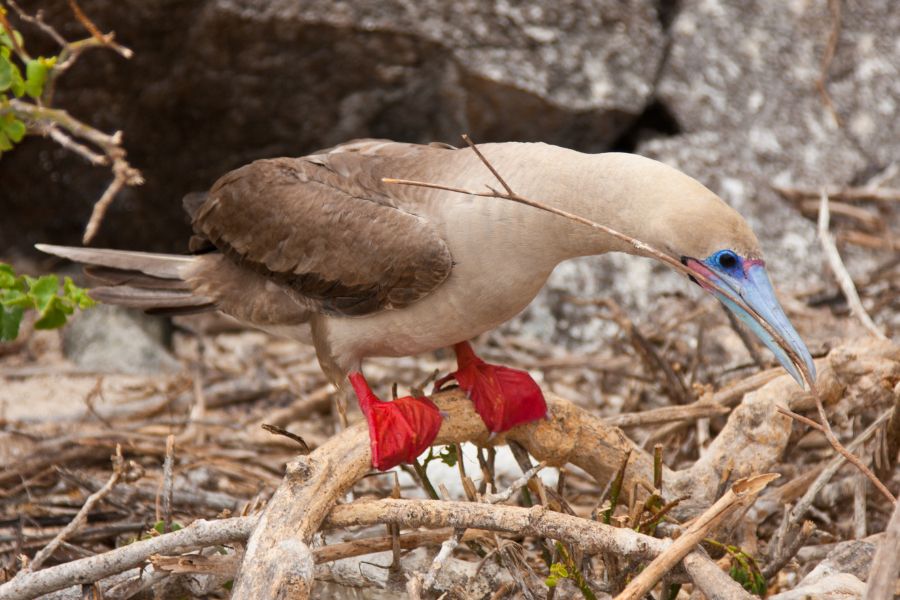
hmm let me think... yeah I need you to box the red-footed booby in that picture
[38,139,816,470]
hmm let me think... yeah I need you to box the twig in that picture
[260,424,310,452]
[160,435,175,533]
[313,528,484,564]
[6,2,67,47]
[811,394,894,505]
[818,191,886,339]
[788,410,894,526]
[614,474,779,600]
[816,0,843,127]
[483,461,547,504]
[776,406,825,432]
[65,0,132,59]
[0,517,257,600]
[775,184,900,203]
[461,133,514,196]
[763,520,815,580]
[605,402,730,428]
[422,460,547,591]
[864,494,900,600]
[682,550,756,600]
[23,446,126,572]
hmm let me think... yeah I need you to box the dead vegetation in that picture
[0,275,898,599]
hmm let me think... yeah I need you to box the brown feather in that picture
[190,142,455,317]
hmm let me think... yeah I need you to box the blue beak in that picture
[685,258,816,389]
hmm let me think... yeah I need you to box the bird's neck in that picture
[489,147,673,262]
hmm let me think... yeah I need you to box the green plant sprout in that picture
[0,262,94,341]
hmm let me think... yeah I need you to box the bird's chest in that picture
[326,248,556,362]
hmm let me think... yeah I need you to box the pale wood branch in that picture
[0,518,255,600]
[864,495,900,599]
[324,498,669,558]
[818,191,886,340]
[615,474,779,600]
[22,446,125,572]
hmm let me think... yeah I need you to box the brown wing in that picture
[190,144,454,317]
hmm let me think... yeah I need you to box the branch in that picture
[0,517,256,600]
[614,474,779,600]
[324,498,669,558]
[818,191,886,340]
[231,390,661,597]
[864,495,900,600]
[23,445,125,572]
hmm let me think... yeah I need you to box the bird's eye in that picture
[716,251,738,269]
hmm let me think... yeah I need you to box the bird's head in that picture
[644,182,816,389]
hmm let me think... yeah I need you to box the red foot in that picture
[434,341,547,433]
[348,372,442,471]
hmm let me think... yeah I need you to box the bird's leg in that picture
[434,341,547,434]
[348,372,443,471]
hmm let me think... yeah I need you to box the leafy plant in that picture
[545,542,597,600]
[0,262,95,341]
[0,5,58,156]
[705,538,767,596]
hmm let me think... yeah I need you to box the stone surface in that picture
[638,0,900,286]
[3,0,898,348]
[2,0,664,256]
[61,305,180,374]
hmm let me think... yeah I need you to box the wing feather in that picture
[190,142,454,316]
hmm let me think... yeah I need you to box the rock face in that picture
[640,0,900,282]
[4,0,899,345]
[61,305,180,374]
[2,0,664,255]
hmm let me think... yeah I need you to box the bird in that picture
[38,139,816,470]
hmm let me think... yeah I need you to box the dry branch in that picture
[0,518,255,600]
[231,390,661,597]
[20,446,126,572]
[614,474,779,600]
[864,496,900,600]
[325,497,668,556]
[818,192,886,340]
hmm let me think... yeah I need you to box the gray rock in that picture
[62,305,180,374]
[638,0,900,287]
[4,0,664,256]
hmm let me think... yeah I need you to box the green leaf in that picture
[0,53,12,92]
[3,116,25,143]
[24,57,53,99]
[0,263,21,289]
[550,562,569,579]
[34,298,70,330]
[1,288,33,309]
[26,274,59,312]
[0,304,23,341]
[0,27,24,51]
[9,60,24,97]
[64,277,95,309]
[438,445,457,467]
[0,130,11,152]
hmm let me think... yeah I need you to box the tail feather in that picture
[35,244,193,280]
[36,244,214,315]
[84,266,192,291]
